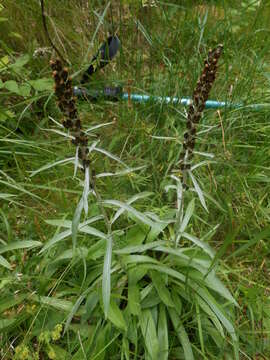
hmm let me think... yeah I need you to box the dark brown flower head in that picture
[179,44,223,175]
[50,58,89,171]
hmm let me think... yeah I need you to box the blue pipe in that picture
[121,93,231,109]
[73,87,268,110]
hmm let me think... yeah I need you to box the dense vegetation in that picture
[0,1,270,359]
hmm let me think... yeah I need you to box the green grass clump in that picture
[1,0,270,359]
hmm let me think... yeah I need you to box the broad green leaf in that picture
[128,267,147,285]
[154,245,211,272]
[0,255,11,270]
[87,239,106,260]
[150,271,174,307]
[0,240,42,255]
[4,80,20,94]
[50,344,69,360]
[158,304,168,360]
[32,295,73,312]
[0,318,16,330]
[128,284,141,315]
[0,294,27,313]
[122,254,159,266]
[168,307,194,360]
[124,224,147,247]
[0,313,29,332]
[102,234,113,318]
[54,247,88,262]
[115,240,165,255]
[0,55,9,68]
[194,293,224,338]
[108,300,127,331]
[139,309,159,359]
[171,289,182,316]
[39,229,71,253]
[0,110,15,122]
[195,287,237,342]
[122,336,130,360]
[29,78,53,91]
[10,54,29,71]
[19,83,31,97]
[141,285,161,309]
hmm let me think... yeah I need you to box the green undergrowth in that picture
[0,0,270,359]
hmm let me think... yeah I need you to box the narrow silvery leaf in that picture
[46,215,104,229]
[144,212,173,225]
[83,166,90,215]
[170,175,183,212]
[191,160,215,171]
[48,115,64,128]
[96,165,146,178]
[188,170,208,212]
[39,229,71,254]
[30,157,75,177]
[88,140,100,153]
[112,192,153,224]
[179,199,195,233]
[43,128,74,139]
[102,199,155,227]
[150,135,177,140]
[85,121,115,133]
[93,147,129,168]
[176,179,183,213]
[197,124,219,135]
[164,184,177,193]
[182,232,215,258]
[73,146,79,178]
[72,196,84,250]
[193,150,215,158]
[103,234,113,318]
[170,174,181,183]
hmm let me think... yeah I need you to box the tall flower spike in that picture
[50,58,90,170]
[179,45,223,181]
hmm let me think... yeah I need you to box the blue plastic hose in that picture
[73,87,268,111]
